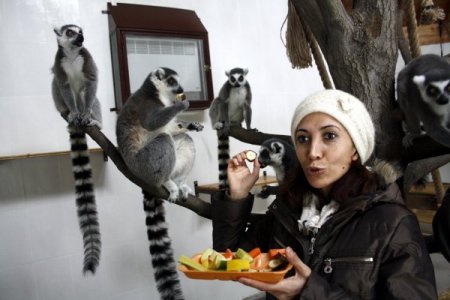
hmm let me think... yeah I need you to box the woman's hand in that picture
[238,247,311,300]
[228,151,260,200]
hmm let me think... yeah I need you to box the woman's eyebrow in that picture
[320,124,342,131]
[297,124,342,132]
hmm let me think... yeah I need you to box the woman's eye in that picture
[296,135,309,144]
[324,132,337,140]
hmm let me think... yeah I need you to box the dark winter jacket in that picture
[211,182,437,299]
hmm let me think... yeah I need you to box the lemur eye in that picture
[66,30,76,37]
[230,77,236,83]
[238,75,244,81]
[445,84,450,93]
[167,78,177,86]
[426,85,440,97]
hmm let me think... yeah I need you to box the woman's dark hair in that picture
[278,160,380,209]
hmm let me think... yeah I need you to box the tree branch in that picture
[402,136,450,163]
[229,126,292,146]
[68,119,214,219]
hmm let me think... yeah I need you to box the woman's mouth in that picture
[307,166,325,176]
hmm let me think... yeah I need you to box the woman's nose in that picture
[308,139,323,160]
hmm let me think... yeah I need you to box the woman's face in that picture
[294,112,359,196]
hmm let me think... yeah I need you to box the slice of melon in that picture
[178,255,207,271]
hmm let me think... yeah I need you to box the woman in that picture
[211,89,437,299]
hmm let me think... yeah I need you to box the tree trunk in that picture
[291,0,404,161]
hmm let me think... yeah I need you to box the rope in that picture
[284,0,332,89]
[404,0,422,58]
[304,25,333,89]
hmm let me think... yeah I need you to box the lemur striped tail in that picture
[143,190,184,300]
[68,125,101,275]
[217,133,230,190]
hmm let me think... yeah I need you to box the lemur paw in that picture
[258,185,275,199]
[88,119,103,129]
[75,113,102,129]
[402,134,415,148]
[181,99,190,110]
[67,112,81,125]
[188,122,204,132]
[179,183,192,200]
[213,122,224,130]
[167,192,178,203]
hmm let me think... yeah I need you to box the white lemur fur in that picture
[397,53,450,147]
[209,67,253,189]
[257,138,298,198]
[51,24,102,275]
[116,68,203,300]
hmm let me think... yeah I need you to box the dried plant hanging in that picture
[284,0,312,69]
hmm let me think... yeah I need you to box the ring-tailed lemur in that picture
[209,68,253,189]
[116,67,203,300]
[51,24,102,275]
[397,53,450,147]
[257,138,298,198]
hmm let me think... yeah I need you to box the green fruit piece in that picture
[178,255,207,271]
[235,248,254,262]
[213,252,227,270]
[200,248,214,268]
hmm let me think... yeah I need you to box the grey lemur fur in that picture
[397,53,450,148]
[51,24,102,275]
[209,67,253,189]
[116,67,203,300]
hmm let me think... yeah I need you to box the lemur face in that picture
[424,81,450,105]
[151,67,184,105]
[54,25,84,49]
[226,68,249,87]
[413,75,450,115]
[258,140,285,168]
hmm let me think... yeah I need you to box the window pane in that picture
[126,35,207,101]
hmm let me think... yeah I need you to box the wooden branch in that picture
[403,154,450,196]
[68,120,214,220]
[402,135,450,163]
[229,126,292,146]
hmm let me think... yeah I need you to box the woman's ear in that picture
[352,149,359,161]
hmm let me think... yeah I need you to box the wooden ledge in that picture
[195,175,277,195]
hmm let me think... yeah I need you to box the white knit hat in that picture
[291,89,375,164]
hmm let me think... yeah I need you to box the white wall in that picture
[0,0,449,299]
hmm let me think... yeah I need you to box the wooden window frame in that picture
[106,2,214,111]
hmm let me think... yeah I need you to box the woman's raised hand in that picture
[227,151,260,200]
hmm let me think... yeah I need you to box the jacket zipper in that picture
[308,235,317,255]
[323,256,374,274]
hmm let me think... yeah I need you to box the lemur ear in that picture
[413,75,426,87]
[53,27,62,37]
[272,142,282,153]
[225,70,230,77]
[243,68,249,75]
[153,68,165,80]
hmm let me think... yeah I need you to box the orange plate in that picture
[178,253,293,283]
